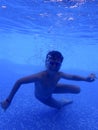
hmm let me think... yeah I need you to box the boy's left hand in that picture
[86,73,96,82]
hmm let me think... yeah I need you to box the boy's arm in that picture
[60,72,96,82]
[1,74,39,110]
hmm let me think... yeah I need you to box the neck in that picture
[47,70,58,77]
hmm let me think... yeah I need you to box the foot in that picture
[58,99,73,109]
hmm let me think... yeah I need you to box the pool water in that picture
[0,0,98,130]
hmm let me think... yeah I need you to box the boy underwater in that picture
[1,51,96,110]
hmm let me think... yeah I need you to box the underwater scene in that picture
[0,0,98,130]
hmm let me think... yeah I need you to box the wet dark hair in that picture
[46,50,64,62]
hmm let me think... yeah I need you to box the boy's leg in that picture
[53,83,80,94]
[40,96,73,109]
[38,84,80,109]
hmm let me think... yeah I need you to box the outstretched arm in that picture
[61,72,96,82]
[1,74,38,111]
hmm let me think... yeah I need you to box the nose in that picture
[52,63,56,67]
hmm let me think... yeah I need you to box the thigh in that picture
[38,96,61,109]
[53,83,80,94]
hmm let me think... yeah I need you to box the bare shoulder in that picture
[30,71,46,78]
[33,70,48,79]
[59,71,67,76]
[36,70,46,75]
[59,71,73,79]
[17,71,46,84]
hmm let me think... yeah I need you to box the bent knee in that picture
[75,87,81,94]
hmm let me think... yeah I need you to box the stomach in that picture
[35,91,52,102]
[34,86,53,101]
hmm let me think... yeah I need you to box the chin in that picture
[51,69,59,72]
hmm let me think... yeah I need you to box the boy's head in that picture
[45,51,64,72]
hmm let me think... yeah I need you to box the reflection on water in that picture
[0,0,98,36]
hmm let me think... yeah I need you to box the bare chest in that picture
[40,76,60,88]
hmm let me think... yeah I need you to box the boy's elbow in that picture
[16,79,23,86]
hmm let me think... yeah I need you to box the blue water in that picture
[0,0,98,130]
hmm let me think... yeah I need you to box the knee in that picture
[75,87,81,94]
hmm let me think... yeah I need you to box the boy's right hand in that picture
[0,100,10,111]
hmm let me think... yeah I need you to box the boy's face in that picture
[46,58,62,72]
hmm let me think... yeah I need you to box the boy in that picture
[1,51,96,110]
